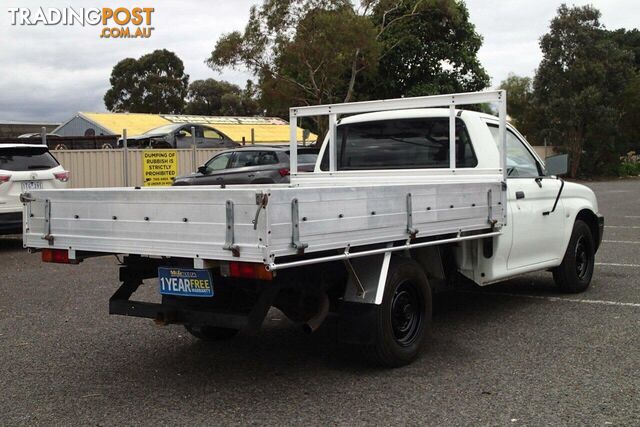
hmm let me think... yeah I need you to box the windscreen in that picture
[144,124,180,135]
[0,147,59,171]
[321,117,477,170]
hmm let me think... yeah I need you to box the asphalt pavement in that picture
[0,178,639,426]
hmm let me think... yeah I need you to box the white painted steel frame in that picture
[267,230,502,271]
[288,90,508,183]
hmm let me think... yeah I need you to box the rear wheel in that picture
[184,324,238,341]
[553,220,595,293]
[365,258,432,367]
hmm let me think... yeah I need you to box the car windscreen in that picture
[0,147,59,171]
[143,124,180,135]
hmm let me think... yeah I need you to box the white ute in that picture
[22,91,603,367]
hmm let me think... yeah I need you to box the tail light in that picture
[54,171,69,182]
[278,168,290,177]
[42,248,71,264]
[224,262,273,281]
[0,175,10,183]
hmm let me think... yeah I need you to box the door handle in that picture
[515,191,525,200]
[247,174,255,178]
[216,177,223,180]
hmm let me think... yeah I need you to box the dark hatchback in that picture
[118,123,239,149]
[172,146,318,186]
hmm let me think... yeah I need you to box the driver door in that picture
[175,126,205,148]
[489,125,566,270]
[194,152,234,185]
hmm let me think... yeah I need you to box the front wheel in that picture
[553,220,595,293]
[184,324,238,341]
[366,258,432,367]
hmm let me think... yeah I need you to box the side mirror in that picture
[545,153,569,176]
[197,165,207,174]
[176,131,187,138]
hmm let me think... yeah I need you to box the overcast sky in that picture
[0,0,638,122]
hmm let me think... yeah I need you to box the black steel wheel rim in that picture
[390,281,423,347]
[574,236,590,280]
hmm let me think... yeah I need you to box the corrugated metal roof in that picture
[77,113,315,143]
[81,113,169,137]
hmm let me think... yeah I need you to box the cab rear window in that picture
[0,147,59,171]
[321,117,477,170]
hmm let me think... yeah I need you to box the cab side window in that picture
[231,151,260,168]
[205,152,233,173]
[203,128,223,140]
[258,151,279,165]
[487,125,540,178]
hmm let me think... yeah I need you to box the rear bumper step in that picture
[111,257,281,333]
[109,299,250,330]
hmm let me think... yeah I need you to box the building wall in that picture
[54,116,113,137]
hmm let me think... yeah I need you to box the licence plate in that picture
[158,267,213,297]
[21,181,43,192]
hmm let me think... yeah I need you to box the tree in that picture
[533,4,640,177]
[207,0,489,136]
[209,0,379,135]
[185,79,259,116]
[364,0,489,99]
[498,73,538,142]
[104,49,189,114]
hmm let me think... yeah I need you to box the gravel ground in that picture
[0,178,638,426]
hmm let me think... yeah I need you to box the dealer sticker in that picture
[158,267,213,297]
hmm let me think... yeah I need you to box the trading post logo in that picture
[7,7,155,39]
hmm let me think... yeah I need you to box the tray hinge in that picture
[291,198,308,254]
[42,199,54,245]
[406,193,418,239]
[223,200,240,257]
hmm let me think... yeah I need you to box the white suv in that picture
[0,144,69,234]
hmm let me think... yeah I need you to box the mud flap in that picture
[342,249,392,305]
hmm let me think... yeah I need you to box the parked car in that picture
[117,123,239,149]
[172,146,319,186]
[0,144,68,234]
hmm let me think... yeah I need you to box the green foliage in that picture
[208,0,489,136]
[617,151,640,176]
[499,74,533,133]
[104,49,189,114]
[365,0,489,99]
[185,79,259,116]
[533,4,640,178]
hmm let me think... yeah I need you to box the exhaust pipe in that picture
[302,293,330,334]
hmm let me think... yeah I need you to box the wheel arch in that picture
[575,208,601,251]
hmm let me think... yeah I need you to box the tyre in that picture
[366,258,432,367]
[553,220,595,293]
[184,324,238,341]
